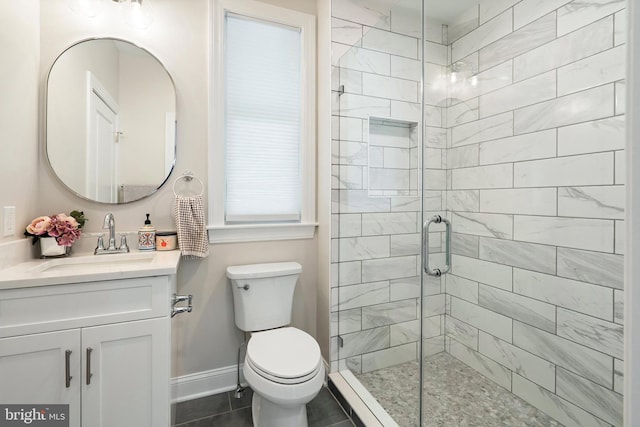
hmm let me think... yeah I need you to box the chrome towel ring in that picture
[173,170,204,197]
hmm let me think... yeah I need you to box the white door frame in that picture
[625,1,638,425]
[86,71,119,202]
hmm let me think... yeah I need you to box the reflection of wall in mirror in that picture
[118,49,174,187]
[48,40,119,196]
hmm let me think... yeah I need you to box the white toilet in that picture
[227,262,324,427]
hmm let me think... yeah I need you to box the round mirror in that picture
[46,38,176,204]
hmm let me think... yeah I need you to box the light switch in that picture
[3,206,16,237]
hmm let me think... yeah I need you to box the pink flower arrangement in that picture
[25,211,87,247]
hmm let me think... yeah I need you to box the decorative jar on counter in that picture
[138,213,156,251]
[156,231,178,251]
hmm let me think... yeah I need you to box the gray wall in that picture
[0,0,40,242]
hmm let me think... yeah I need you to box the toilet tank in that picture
[227,262,302,332]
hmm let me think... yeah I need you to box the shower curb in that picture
[328,372,398,427]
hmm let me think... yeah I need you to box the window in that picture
[209,0,316,243]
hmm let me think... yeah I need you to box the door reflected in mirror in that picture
[46,38,176,204]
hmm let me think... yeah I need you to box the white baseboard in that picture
[172,357,331,403]
[171,364,246,403]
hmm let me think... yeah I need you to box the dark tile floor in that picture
[174,386,354,427]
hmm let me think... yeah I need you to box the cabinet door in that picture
[82,318,170,427]
[0,330,81,427]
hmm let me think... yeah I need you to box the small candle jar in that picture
[156,231,178,251]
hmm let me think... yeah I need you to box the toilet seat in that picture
[246,327,322,385]
[246,356,321,385]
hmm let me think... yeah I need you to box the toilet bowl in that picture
[243,327,324,426]
[227,262,325,427]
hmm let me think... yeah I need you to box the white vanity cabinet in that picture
[0,274,176,427]
[81,317,169,427]
[0,330,82,425]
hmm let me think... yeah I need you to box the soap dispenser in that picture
[138,213,156,251]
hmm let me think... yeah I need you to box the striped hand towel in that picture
[174,194,209,259]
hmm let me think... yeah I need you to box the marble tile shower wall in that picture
[330,0,625,426]
[329,0,449,376]
[443,1,625,427]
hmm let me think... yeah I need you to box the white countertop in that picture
[0,250,181,290]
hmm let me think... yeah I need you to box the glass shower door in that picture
[331,0,425,424]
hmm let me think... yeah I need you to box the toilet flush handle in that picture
[171,293,193,318]
[242,284,250,290]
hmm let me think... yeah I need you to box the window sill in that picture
[207,223,318,244]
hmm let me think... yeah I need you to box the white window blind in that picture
[224,13,302,223]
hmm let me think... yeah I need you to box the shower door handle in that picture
[423,215,451,277]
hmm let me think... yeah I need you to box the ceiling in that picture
[424,0,479,23]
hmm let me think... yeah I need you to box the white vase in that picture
[40,237,70,258]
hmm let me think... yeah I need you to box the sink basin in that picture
[29,252,156,273]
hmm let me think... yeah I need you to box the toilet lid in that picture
[247,327,321,383]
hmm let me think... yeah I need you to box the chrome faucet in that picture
[95,213,130,255]
[104,213,116,250]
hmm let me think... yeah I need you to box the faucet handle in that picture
[94,234,105,255]
[120,234,130,252]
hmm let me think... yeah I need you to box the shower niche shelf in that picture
[367,116,419,197]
